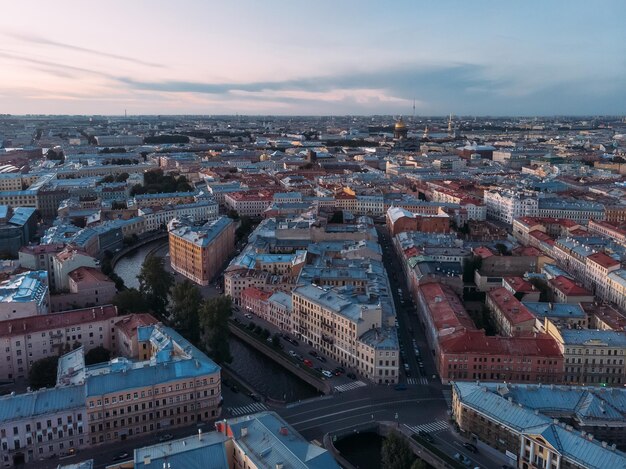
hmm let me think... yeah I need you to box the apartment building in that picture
[0,305,119,381]
[547,322,626,386]
[0,271,50,321]
[138,199,218,232]
[224,191,274,217]
[168,216,235,286]
[291,284,399,383]
[486,287,536,337]
[484,190,538,224]
[452,382,626,469]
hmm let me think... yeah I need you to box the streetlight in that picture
[395,412,399,428]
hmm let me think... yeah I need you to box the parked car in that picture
[454,453,472,467]
[288,350,297,357]
[336,366,346,373]
[244,313,253,319]
[463,442,478,453]
[308,350,318,357]
[321,370,333,378]
[347,372,357,380]
[303,359,313,367]
[403,363,410,371]
[159,434,173,442]
[394,383,407,391]
[113,452,130,461]
[315,355,327,362]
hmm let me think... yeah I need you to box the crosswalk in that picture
[407,376,428,385]
[405,420,449,434]
[334,380,367,393]
[226,402,267,417]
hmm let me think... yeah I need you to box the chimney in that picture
[198,429,202,441]
[276,464,284,469]
[602,441,608,448]
[241,427,248,438]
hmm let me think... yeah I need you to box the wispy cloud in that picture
[10,33,165,69]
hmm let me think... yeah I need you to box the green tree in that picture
[381,431,414,469]
[113,288,149,313]
[170,280,203,343]
[410,459,426,469]
[199,296,232,363]
[271,333,280,348]
[85,346,111,365]
[138,255,173,318]
[29,356,59,389]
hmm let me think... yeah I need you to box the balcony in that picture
[321,334,334,345]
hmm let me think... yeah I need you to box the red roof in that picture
[418,283,476,333]
[503,276,535,294]
[587,251,620,269]
[241,287,273,301]
[68,266,113,284]
[441,329,562,357]
[548,276,592,297]
[528,230,554,242]
[115,313,159,338]
[511,246,542,257]
[0,305,119,337]
[487,287,536,325]
[473,246,494,259]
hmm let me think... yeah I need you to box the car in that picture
[308,350,318,357]
[454,453,472,467]
[303,359,313,367]
[394,383,407,391]
[247,392,259,401]
[336,366,346,373]
[315,355,327,362]
[288,350,297,357]
[321,370,333,378]
[414,348,420,357]
[463,442,478,453]
[159,434,173,442]
[403,363,410,371]
[113,452,130,461]
[334,369,342,376]
[347,372,356,379]
[418,430,434,443]
[244,313,253,319]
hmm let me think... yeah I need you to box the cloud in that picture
[11,33,164,69]
[0,50,113,77]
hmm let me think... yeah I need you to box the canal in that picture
[113,239,317,402]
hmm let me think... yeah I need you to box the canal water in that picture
[113,240,317,402]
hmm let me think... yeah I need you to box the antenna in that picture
[412,98,416,122]
[125,109,127,118]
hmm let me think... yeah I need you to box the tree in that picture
[494,243,511,256]
[381,431,414,469]
[410,460,426,469]
[138,255,173,318]
[199,296,232,363]
[170,280,203,343]
[271,333,280,348]
[29,356,59,389]
[85,346,111,366]
[113,288,149,313]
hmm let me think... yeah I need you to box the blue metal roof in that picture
[134,432,229,469]
[0,386,85,422]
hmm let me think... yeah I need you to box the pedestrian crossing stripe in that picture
[407,377,428,385]
[226,402,267,417]
[334,380,367,393]
[405,420,449,434]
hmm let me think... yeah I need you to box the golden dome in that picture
[394,118,407,130]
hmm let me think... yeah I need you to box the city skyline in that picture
[1,0,625,116]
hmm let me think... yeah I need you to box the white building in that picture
[0,271,50,321]
[484,189,538,224]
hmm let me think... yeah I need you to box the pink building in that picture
[50,267,117,312]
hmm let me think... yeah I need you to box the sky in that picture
[0,0,625,116]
